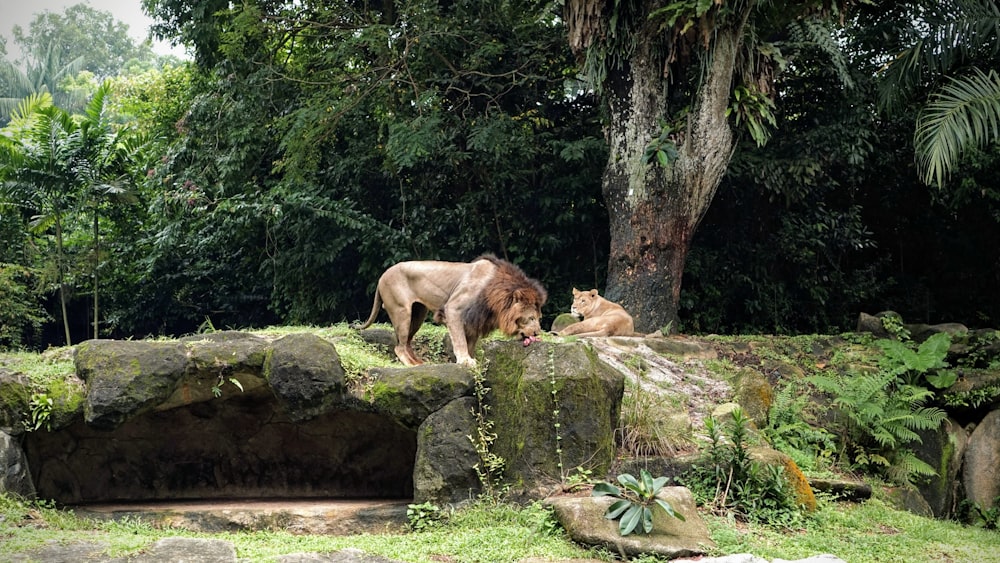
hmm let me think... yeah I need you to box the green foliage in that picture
[0,264,50,350]
[807,366,946,485]
[877,332,957,389]
[681,409,803,527]
[728,85,778,147]
[468,356,507,502]
[592,469,684,537]
[406,502,443,532]
[763,380,837,473]
[880,314,911,341]
[958,496,1000,530]
[28,392,54,431]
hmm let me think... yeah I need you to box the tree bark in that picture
[570,0,746,333]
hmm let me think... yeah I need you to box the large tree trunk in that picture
[575,3,744,333]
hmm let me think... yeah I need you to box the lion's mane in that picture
[461,254,548,338]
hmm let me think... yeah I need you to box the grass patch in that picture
[3,493,999,562]
[708,496,1000,562]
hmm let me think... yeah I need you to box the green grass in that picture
[3,493,999,562]
[709,495,1000,562]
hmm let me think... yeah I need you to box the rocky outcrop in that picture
[546,488,713,559]
[962,409,1000,514]
[413,396,481,505]
[0,333,623,508]
[485,340,624,497]
[914,417,968,518]
[0,430,34,497]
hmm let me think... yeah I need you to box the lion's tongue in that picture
[522,335,540,347]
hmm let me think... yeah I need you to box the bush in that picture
[0,264,50,351]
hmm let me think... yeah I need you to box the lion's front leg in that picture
[447,321,478,367]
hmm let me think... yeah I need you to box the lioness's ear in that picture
[589,289,599,298]
[572,288,581,296]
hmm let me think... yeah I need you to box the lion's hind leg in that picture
[388,302,427,366]
[557,319,603,337]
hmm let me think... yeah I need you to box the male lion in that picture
[557,288,635,337]
[353,254,547,367]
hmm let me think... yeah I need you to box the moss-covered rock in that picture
[914,417,969,518]
[550,313,579,333]
[483,340,624,497]
[75,339,189,430]
[734,367,774,429]
[0,369,31,433]
[750,446,817,512]
[368,364,474,429]
[264,333,346,421]
[413,396,480,505]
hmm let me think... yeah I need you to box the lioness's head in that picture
[570,288,600,318]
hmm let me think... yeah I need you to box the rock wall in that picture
[0,331,623,506]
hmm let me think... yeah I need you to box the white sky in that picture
[1,0,189,61]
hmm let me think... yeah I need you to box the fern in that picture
[808,369,947,486]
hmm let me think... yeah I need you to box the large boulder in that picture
[413,396,481,505]
[483,340,624,497]
[76,339,189,430]
[368,364,474,430]
[265,333,346,421]
[962,409,1000,515]
[733,367,774,429]
[0,369,32,433]
[546,487,713,559]
[0,430,35,497]
[913,417,968,518]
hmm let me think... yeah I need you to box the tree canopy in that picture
[1,0,1000,350]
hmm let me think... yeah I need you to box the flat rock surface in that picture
[73,498,410,535]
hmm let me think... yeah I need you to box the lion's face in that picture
[503,301,543,339]
[570,288,599,318]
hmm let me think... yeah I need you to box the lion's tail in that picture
[351,289,383,330]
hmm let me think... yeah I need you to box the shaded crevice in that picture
[24,391,415,504]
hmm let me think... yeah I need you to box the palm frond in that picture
[914,68,1000,187]
[878,0,1000,112]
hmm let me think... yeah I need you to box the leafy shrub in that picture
[0,264,49,351]
[808,367,946,485]
[681,408,803,527]
[763,380,837,473]
[877,332,957,389]
[592,469,684,536]
[406,502,442,531]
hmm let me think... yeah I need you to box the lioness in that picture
[353,254,547,367]
[557,288,635,337]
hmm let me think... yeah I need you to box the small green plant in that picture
[763,381,837,472]
[879,314,911,341]
[592,469,685,536]
[406,501,442,531]
[28,392,54,431]
[561,466,594,493]
[681,408,803,527]
[211,375,245,398]
[877,332,956,389]
[467,355,507,502]
[959,497,1000,530]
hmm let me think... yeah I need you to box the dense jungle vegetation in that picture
[2,0,1000,351]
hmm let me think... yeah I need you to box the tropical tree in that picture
[875,0,1000,188]
[120,0,606,336]
[563,0,854,332]
[12,3,154,79]
[0,94,81,345]
[0,45,85,121]
[74,81,147,339]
